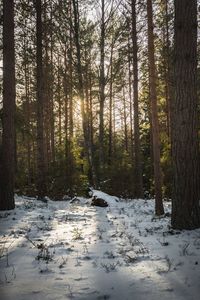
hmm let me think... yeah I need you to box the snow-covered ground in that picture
[0,191,200,300]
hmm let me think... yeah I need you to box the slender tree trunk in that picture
[85,51,97,187]
[72,0,85,128]
[49,5,55,164]
[24,49,32,185]
[49,45,55,164]
[63,45,71,185]
[45,59,51,171]
[99,0,105,168]
[72,0,97,187]
[171,0,200,229]
[128,36,134,163]
[63,1,74,186]
[89,71,94,148]
[88,61,97,187]
[123,87,128,152]
[164,0,171,140]
[36,0,47,198]
[131,0,143,198]
[108,41,114,165]
[0,0,15,210]
[147,0,164,215]
[43,0,50,172]
[69,1,74,142]
[57,56,62,149]
[162,0,171,141]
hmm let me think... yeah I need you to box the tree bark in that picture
[128,36,134,163]
[36,0,47,198]
[63,45,70,182]
[24,46,32,185]
[69,1,74,142]
[49,5,55,165]
[131,0,143,198]
[0,0,15,210]
[72,0,97,187]
[123,87,128,152]
[163,0,171,141]
[108,40,114,165]
[57,56,62,149]
[85,50,97,187]
[147,0,164,215]
[99,0,105,168]
[171,0,200,229]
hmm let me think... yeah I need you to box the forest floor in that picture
[0,190,200,300]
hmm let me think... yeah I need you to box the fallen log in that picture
[91,196,108,207]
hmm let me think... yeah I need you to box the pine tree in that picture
[35,0,47,198]
[147,0,164,215]
[131,0,143,198]
[0,0,16,210]
[171,0,200,229]
[99,0,106,170]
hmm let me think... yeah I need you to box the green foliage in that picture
[99,144,135,198]
[10,0,183,202]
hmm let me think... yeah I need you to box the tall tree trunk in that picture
[63,1,74,186]
[171,0,200,229]
[63,45,71,185]
[72,0,85,130]
[0,0,15,210]
[57,56,62,149]
[123,87,128,152]
[85,50,97,187]
[36,0,47,198]
[72,0,97,187]
[99,0,105,168]
[161,0,171,141]
[164,0,171,140]
[24,47,32,185]
[49,5,55,164]
[131,0,143,198]
[43,0,50,173]
[89,67,94,153]
[69,1,74,142]
[128,36,134,163]
[147,0,164,215]
[108,40,114,165]
[49,50,55,164]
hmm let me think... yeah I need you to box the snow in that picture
[92,190,119,206]
[0,192,200,300]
